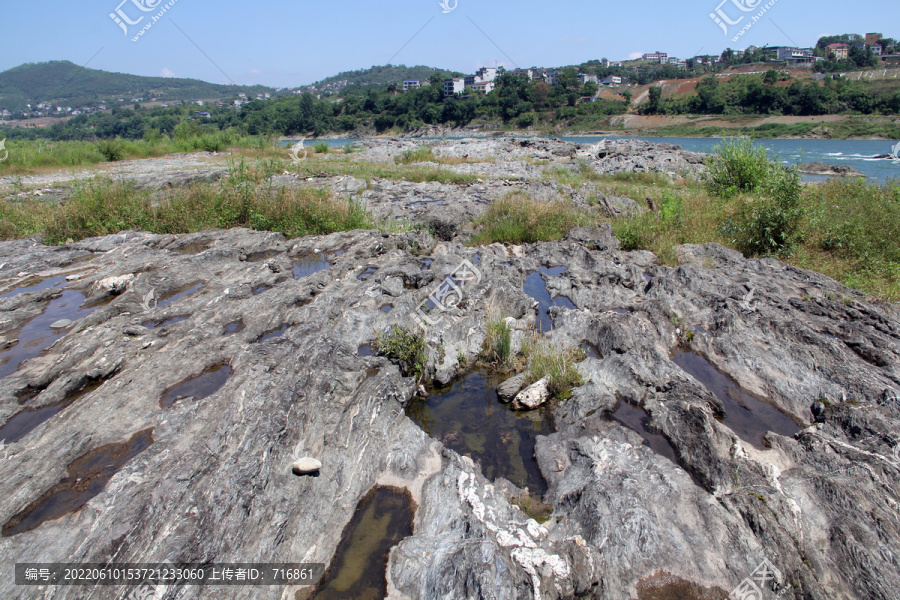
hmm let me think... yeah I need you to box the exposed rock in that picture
[512,378,550,410]
[798,161,865,176]
[497,373,527,402]
[0,139,898,600]
[49,319,72,329]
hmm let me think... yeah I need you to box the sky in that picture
[1,0,897,88]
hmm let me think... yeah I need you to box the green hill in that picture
[0,61,275,111]
[306,64,461,90]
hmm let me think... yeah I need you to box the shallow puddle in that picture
[636,570,728,600]
[524,268,575,333]
[258,324,291,342]
[172,242,210,255]
[357,344,374,357]
[358,267,378,281]
[421,259,433,270]
[0,378,108,445]
[160,364,232,408]
[252,285,271,296]
[293,254,331,279]
[0,288,100,379]
[2,428,154,537]
[672,350,800,448]
[224,320,245,335]
[612,402,678,463]
[407,369,551,495]
[246,249,280,262]
[145,315,188,330]
[157,282,204,308]
[309,486,414,600]
[0,275,67,299]
[379,304,393,313]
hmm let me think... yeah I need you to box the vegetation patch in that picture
[469,191,587,246]
[373,325,428,380]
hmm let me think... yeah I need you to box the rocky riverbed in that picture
[0,138,899,600]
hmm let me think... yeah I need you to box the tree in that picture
[764,69,779,85]
[646,86,662,114]
[582,81,598,97]
[622,90,633,107]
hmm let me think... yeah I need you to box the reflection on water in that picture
[672,350,800,448]
[309,486,414,600]
[407,369,550,495]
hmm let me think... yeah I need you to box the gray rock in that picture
[799,162,864,176]
[497,373,527,402]
[49,319,72,329]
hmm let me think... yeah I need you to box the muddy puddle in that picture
[407,369,551,495]
[612,401,678,463]
[0,378,108,445]
[0,288,100,379]
[636,570,728,600]
[160,364,232,408]
[308,486,414,600]
[524,266,575,333]
[293,254,331,279]
[2,428,154,537]
[257,324,293,342]
[672,350,800,448]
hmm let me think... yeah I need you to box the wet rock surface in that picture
[0,139,898,600]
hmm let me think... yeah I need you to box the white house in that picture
[443,78,466,97]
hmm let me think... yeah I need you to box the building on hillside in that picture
[826,43,850,60]
[642,52,668,63]
[866,33,883,47]
[403,80,420,91]
[601,59,622,68]
[443,78,466,97]
[471,81,495,94]
[513,68,547,81]
[545,69,560,85]
[577,73,598,84]
[871,45,883,55]
[600,76,622,85]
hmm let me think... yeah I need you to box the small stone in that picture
[292,457,322,475]
[50,319,73,329]
[512,378,550,410]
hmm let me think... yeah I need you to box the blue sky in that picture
[1,1,896,87]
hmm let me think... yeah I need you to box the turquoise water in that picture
[561,135,899,184]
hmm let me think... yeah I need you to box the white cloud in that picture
[159,67,176,77]
[628,51,643,60]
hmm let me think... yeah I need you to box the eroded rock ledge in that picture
[0,220,898,599]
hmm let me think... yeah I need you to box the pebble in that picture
[292,457,322,475]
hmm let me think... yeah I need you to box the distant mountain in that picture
[305,64,462,90]
[0,61,275,111]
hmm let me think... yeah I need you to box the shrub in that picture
[313,141,330,154]
[373,325,427,380]
[96,138,125,162]
[704,137,772,196]
[723,163,803,257]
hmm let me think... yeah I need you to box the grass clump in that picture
[482,315,512,367]
[373,325,428,380]
[469,191,587,246]
[522,335,585,400]
[313,141,330,154]
[396,146,435,164]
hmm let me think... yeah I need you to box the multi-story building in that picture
[826,43,850,60]
[642,52,668,63]
[443,78,466,97]
[866,33,883,47]
[403,80,420,91]
[577,73,598,85]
